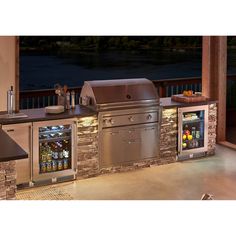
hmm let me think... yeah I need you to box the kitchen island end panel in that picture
[0,161,16,200]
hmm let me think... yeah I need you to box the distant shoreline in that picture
[20,46,202,55]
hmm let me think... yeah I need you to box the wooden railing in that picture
[20,87,82,109]
[19,75,236,110]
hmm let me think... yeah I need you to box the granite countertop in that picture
[160,97,218,108]
[0,129,28,162]
[0,105,97,125]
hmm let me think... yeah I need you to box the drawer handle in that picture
[6,129,14,132]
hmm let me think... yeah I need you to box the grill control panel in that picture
[101,111,159,128]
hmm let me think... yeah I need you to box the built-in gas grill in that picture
[80,78,161,168]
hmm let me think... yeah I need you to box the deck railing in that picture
[19,75,236,110]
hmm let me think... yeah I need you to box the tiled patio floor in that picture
[17,144,236,200]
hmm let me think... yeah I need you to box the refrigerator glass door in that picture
[178,105,208,156]
[39,124,72,174]
[182,110,205,151]
[33,119,77,182]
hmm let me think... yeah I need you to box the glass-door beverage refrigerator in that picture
[177,105,208,160]
[32,119,77,183]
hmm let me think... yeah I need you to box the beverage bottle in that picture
[192,127,196,138]
[71,90,75,109]
[7,86,15,115]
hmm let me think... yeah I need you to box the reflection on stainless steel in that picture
[80,78,161,168]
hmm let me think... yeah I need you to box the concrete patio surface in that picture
[17,144,236,200]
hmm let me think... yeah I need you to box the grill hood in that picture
[80,78,160,111]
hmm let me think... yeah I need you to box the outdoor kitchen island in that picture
[159,97,217,163]
[0,97,217,194]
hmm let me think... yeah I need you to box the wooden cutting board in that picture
[171,94,207,103]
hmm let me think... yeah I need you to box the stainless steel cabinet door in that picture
[122,128,141,163]
[140,125,158,159]
[100,129,124,167]
[2,123,32,184]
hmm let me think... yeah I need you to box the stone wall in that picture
[207,103,217,155]
[159,107,178,163]
[0,161,16,200]
[77,116,99,179]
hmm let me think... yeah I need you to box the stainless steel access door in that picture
[100,123,159,168]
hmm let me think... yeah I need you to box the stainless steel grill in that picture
[80,78,161,168]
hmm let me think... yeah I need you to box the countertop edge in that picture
[160,97,218,108]
[0,105,97,125]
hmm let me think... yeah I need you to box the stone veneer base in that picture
[0,161,16,200]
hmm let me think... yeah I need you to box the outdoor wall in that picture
[0,36,16,112]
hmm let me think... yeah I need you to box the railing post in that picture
[158,82,167,98]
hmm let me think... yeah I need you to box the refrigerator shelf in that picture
[183,137,204,141]
[39,128,71,135]
[182,119,204,124]
[39,136,71,143]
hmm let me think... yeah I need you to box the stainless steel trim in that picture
[96,99,160,111]
[29,124,33,183]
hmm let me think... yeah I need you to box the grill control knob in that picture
[147,114,152,120]
[103,119,108,125]
[109,118,115,125]
[129,116,134,122]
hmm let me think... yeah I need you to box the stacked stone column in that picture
[159,107,178,163]
[0,161,16,200]
[207,103,217,155]
[77,116,99,178]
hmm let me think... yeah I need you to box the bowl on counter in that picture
[45,105,65,114]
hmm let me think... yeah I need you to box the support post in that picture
[202,36,227,142]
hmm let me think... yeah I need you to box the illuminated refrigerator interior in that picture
[32,119,77,183]
[177,105,208,160]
